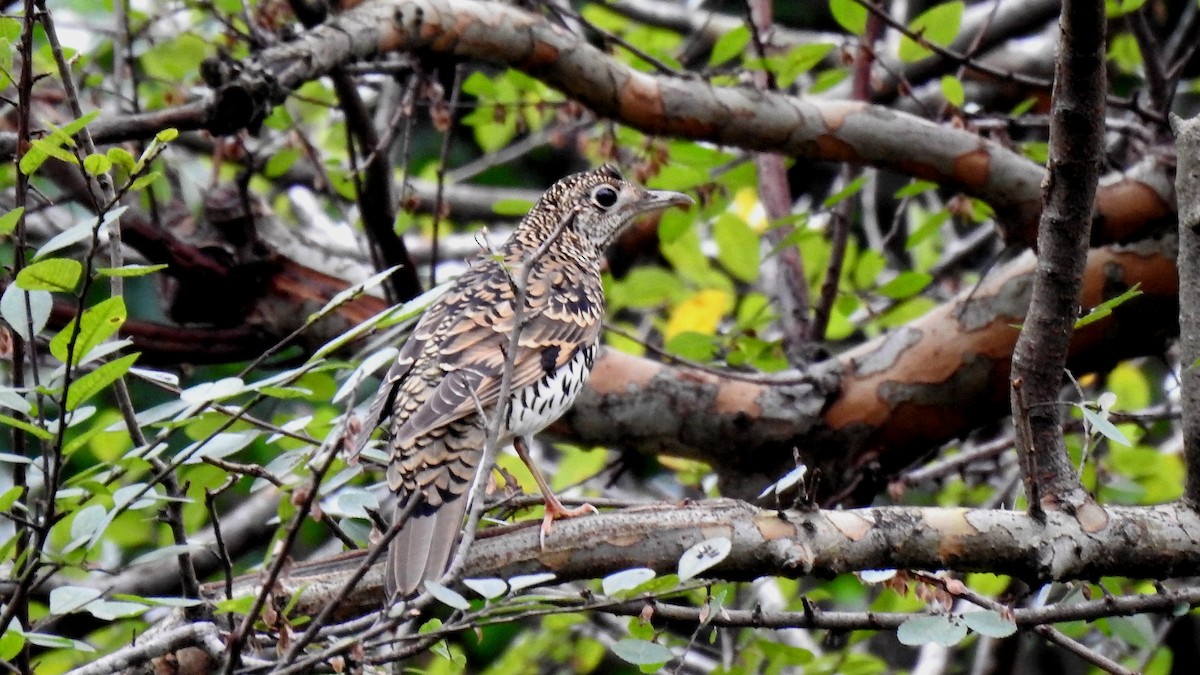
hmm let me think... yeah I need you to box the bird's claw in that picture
[537,501,598,549]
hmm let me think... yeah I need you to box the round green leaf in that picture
[611,638,674,667]
[678,536,731,581]
[961,610,1017,638]
[897,614,967,646]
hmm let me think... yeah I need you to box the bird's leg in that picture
[513,436,598,546]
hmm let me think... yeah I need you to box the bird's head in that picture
[530,165,694,254]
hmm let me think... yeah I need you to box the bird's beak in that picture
[640,189,695,213]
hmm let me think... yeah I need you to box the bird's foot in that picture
[538,498,598,549]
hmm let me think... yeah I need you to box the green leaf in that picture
[56,110,100,138]
[941,75,965,107]
[709,26,750,66]
[0,413,52,440]
[613,267,681,310]
[140,34,207,80]
[97,263,168,277]
[83,153,112,176]
[611,639,674,667]
[1076,284,1142,329]
[665,331,718,362]
[894,180,938,199]
[15,258,82,292]
[829,0,868,35]
[128,171,161,192]
[214,595,255,615]
[66,353,140,411]
[492,198,534,216]
[1106,0,1147,17]
[854,250,887,289]
[0,485,21,511]
[876,271,931,299]
[777,43,835,85]
[961,610,1017,638]
[263,148,300,178]
[50,296,127,365]
[107,147,135,173]
[30,137,78,164]
[0,626,24,662]
[155,128,179,143]
[713,214,760,282]
[899,1,964,62]
[823,175,868,208]
[810,67,848,93]
[0,207,23,235]
[897,614,967,646]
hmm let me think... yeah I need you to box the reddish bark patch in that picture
[1094,179,1172,241]
[951,148,992,191]
[588,351,660,395]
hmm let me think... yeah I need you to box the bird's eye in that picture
[591,185,619,209]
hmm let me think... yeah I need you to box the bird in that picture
[354,165,693,598]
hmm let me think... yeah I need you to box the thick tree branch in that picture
[196,499,1200,622]
[564,236,1177,500]
[1008,0,1105,511]
[0,0,1172,251]
[1172,113,1200,505]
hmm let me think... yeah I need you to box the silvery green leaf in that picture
[601,567,656,596]
[85,600,148,620]
[112,483,157,511]
[678,537,731,581]
[611,639,673,666]
[0,388,31,414]
[65,504,107,553]
[859,569,898,583]
[463,578,508,599]
[178,430,258,464]
[961,610,1017,638]
[507,572,556,591]
[48,586,102,615]
[129,543,201,566]
[33,221,95,260]
[758,463,808,498]
[424,581,471,610]
[333,347,398,404]
[180,377,246,404]
[897,615,967,646]
[325,487,377,519]
[128,367,180,388]
[1,285,51,341]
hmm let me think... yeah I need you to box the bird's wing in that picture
[344,270,460,455]
[391,259,603,445]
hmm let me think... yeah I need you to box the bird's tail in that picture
[386,491,471,598]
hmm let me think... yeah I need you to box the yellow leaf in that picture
[731,187,767,232]
[665,289,733,340]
